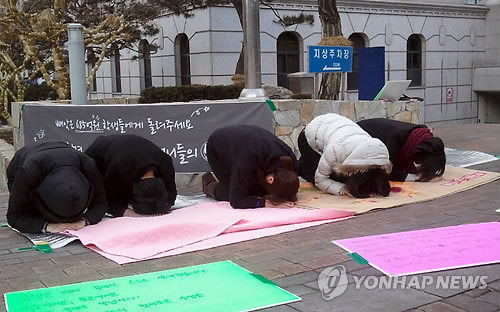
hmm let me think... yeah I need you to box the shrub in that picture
[24,83,58,101]
[139,84,244,103]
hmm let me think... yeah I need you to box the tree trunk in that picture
[232,0,244,75]
[318,0,342,100]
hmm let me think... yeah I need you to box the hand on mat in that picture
[46,220,86,233]
[123,208,166,217]
[405,174,417,182]
[123,208,145,218]
[265,200,295,208]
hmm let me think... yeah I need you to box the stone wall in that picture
[272,99,421,156]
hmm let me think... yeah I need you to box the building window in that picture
[347,33,366,91]
[86,50,97,92]
[175,34,191,85]
[110,45,122,93]
[139,39,152,89]
[407,34,423,87]
[277,32,300,89]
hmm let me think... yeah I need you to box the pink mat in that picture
[334,222,500,276]
[69,202,354,264]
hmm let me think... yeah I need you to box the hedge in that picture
[139,84,244,103]
[24,83,58,101]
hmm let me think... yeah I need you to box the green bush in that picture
[139,84,244,103]
[24,83,58,101]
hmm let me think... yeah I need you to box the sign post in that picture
[313,73,319,99]
[308,45,353,99]
[308,46,353,73]
[341,72,347,100]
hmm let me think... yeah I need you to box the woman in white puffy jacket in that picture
[298,113,392,198]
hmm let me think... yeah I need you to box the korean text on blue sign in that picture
[308,46,353,73]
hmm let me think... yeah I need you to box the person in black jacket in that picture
[357,118,446,182]
[202,125,299,208]
[85,134,177,217]
[7,141,108,234]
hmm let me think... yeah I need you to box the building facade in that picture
[89,0,495,125]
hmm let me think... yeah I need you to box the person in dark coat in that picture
[357,118,446,182]
[85,134,177,217]
[202,125,299,208]
[7,141,109,234]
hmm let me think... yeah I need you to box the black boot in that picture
[202,172,218,198]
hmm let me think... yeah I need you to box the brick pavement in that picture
[0,124,499,312]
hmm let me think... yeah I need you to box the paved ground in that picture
[0,124,499,312]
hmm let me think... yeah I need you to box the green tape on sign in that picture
[266,99,277,111]
[35,243,54,253]
[4,260,300,312]
[348,252,369,265]
[18,242,54,254]
[0,222,8,227]
[251,273,277,285]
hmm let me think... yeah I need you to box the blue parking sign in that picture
[308,45,353,73]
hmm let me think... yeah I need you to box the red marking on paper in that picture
[391,187,402,193]
[441,172,487,187]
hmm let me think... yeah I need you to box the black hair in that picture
[265,156,300,204]
[413,137,446,182]
[131,178,172,215]
[345,168,391,198]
